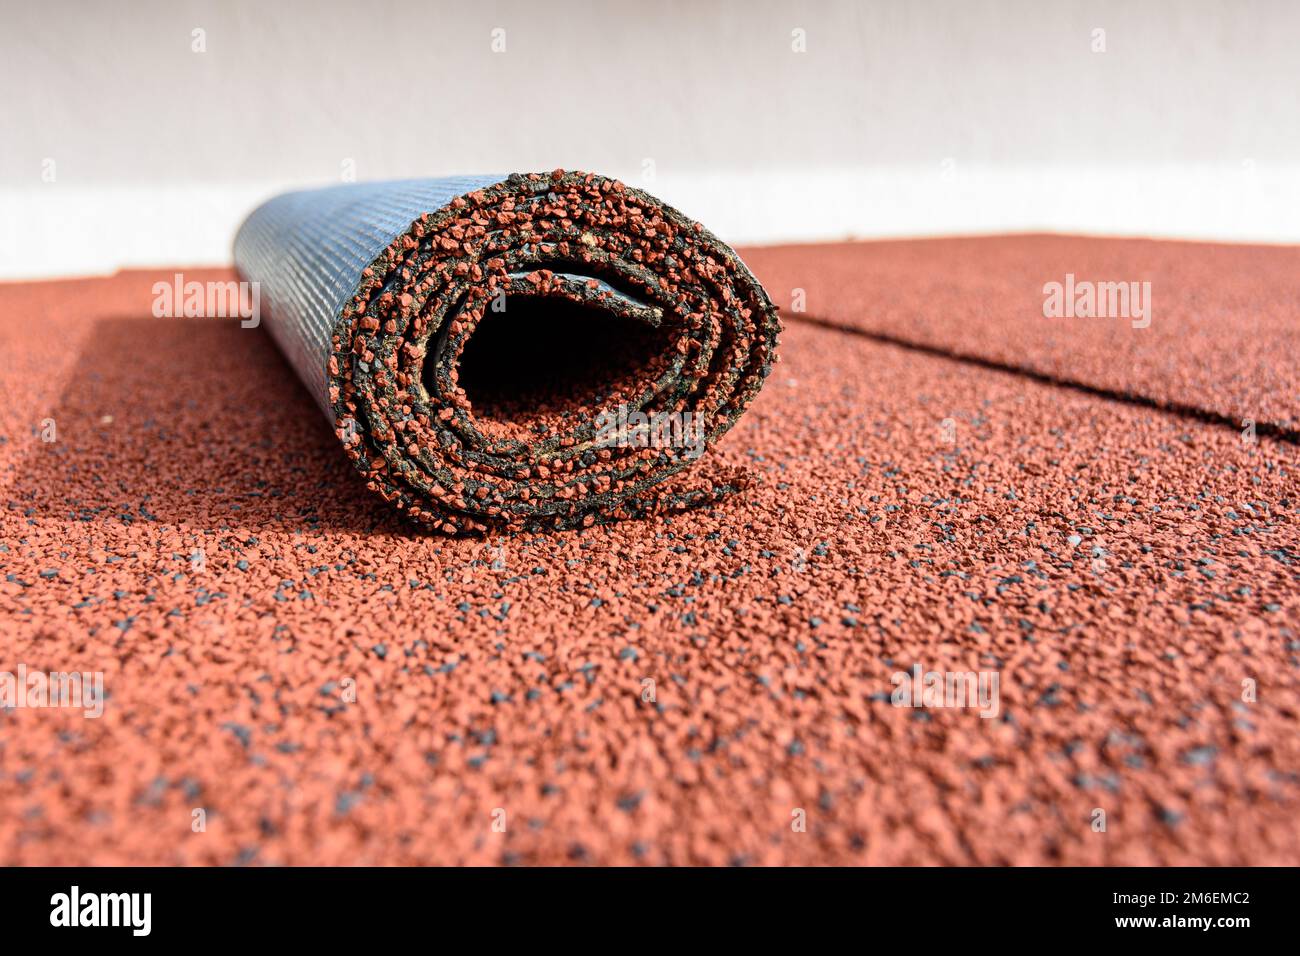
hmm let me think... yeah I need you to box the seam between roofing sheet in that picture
[782,310,1300,445]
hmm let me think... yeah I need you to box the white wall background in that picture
[3,0,1299,278]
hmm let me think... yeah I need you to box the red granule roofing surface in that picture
[1,244,1297,866]
[743,236,1300,434]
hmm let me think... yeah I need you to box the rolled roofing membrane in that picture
[234,170,780,533]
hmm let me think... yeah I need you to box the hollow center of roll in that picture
[449,294,672,432]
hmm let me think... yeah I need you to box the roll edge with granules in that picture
[233,170,781,534]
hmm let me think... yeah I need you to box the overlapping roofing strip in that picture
[744,236,1300,437]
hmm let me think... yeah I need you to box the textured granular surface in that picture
[743,235,1300,434]
[0,249,1297,866]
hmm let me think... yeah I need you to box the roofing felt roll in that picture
[234,170,781,534]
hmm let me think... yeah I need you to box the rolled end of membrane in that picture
[237,170,781,533]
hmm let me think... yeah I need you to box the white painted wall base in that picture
[6,164,1299,281]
